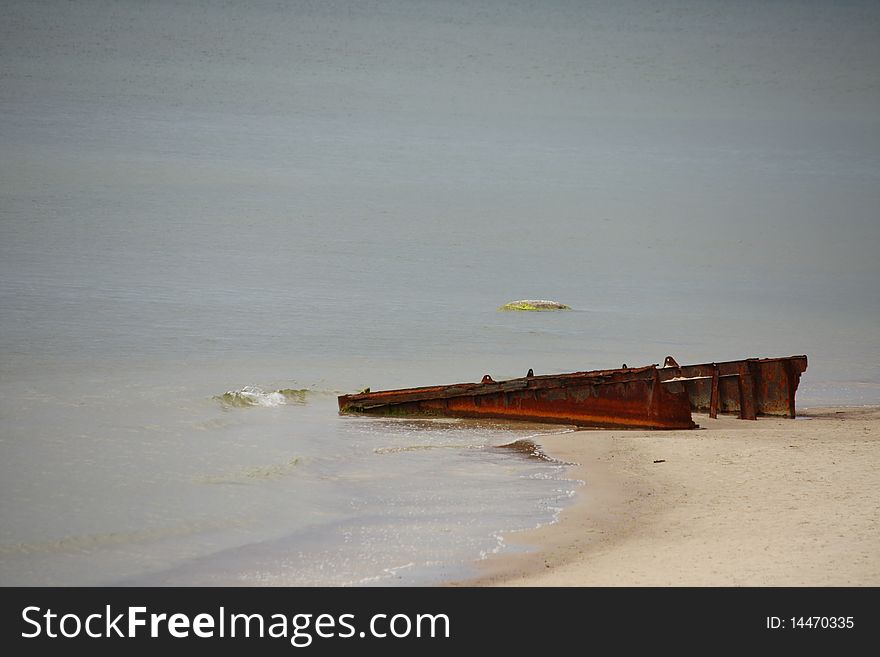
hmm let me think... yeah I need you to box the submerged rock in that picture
[498,299,571,311]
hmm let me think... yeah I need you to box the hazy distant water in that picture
[1,0,878,585]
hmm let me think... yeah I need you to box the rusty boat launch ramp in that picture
[338,355,808,430]
[338,365,696,430]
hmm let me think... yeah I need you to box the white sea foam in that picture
[216,386,310,408]
[478,532,507,560]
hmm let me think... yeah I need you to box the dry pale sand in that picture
[455,406,880,586]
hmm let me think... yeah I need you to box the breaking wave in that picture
[215,386,311,408]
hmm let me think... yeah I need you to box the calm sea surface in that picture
[1,0,878,585]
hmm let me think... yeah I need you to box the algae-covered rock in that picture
[498,299,571,311]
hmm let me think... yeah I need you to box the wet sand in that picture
[455,407,880,586]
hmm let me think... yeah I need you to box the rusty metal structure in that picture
[338,365,696,430]
[658,355,808,420]
[338,355,808,430]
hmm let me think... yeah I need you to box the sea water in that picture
[1,0,878,585]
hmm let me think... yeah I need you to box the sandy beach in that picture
[457,407,880,586]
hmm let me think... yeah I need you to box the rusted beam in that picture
[709,366,720,419]
[738,362,757,420]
